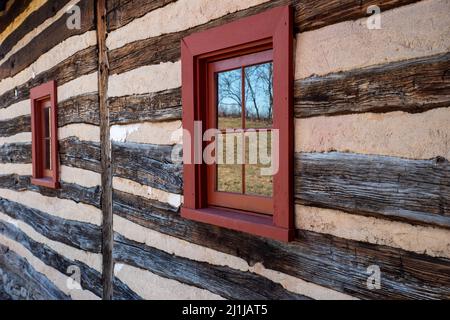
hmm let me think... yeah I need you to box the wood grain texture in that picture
[108,0,420,75]
[114,233,309,300]
[0,46,97,110]
[0,219,141,300]
[0,142,30,163]
[58,93,100,126]
[295,152,450,229]
[0,174,101,208]
[0,196,102,253]
[112,141,182,194]
[0,114,30,137]
[0,0,95,80]
[0,243,70,300]
[113,190,450,299]
[0,0,72,62]
[109,88,181,125]
[295,52,450,118]
[106,0,176,31]
[59,137,101,173]
[0,0,29,34]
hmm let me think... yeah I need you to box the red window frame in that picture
[181,5,294,241]
[30,80,60,189]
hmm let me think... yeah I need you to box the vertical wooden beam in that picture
[95,0,113,300]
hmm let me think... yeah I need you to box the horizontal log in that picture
[58,93,100,126]
[295,52,450,118]
[0,0,29,34]
[113,190,450,299]
[106,0,176,32]
[0,0,95,81]
[295,152,450,228]
[109,88,181,125]
[0,142,30,163]
[112,141,182,194]
[0,219,141,300]
[0,45,97,110]
[0,174,100,208]
[0,242,70,300]
[0,114,30,137]
[0,196,101,253]
[114,233,308,300]
[108,0,419,75]
[0,0,72,62]
[59,137,101,173]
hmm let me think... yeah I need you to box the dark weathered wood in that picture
[0,243,70,300]
[108,0,420,75]
[0,0,95,80]
[112,141,183,194]
[96,0,113,301]
[0,220,141,300]
[0,142,31,163]
[0,0,72,66]
[0,114,30,137]
[0,174,101,208]
[106,0,176,31]
[58,93,100,126]
[109,88,181,125]
[295,52,450,118]
[0,46,97,110]
[59,137,101,173]
[0,196,102,253]
[114,233,308,300]
[112,190,450,299]
[0,0,29,34]
[295,152,450,228]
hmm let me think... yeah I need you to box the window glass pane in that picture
[44,138,51,170]
[217,68,242,130]
[244,131,273,197]
[44,106,50,138]
[216,132,243,193]
[244,62,273,129]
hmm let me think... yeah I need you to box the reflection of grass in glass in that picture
[218,117,271,129]
[216,128,273,197]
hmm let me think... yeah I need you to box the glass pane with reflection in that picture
[217,68,242,130]
[216,132,243,193]
[244,62,273,129]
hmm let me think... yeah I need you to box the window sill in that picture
[181,207,294,242]
[31,177,59,189]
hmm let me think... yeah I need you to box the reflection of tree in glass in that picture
[218,68,241,119]
[245,62,273,126]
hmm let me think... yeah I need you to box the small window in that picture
[30,80,59,188]
[181,6,294,241]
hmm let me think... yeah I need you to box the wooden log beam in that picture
[114,233,309,300]
[0,46,98,110]
[295,52,450,118]
[0,142,31,163]
[112,141,183,194]
[0,0,29,34]
[112,190,450,299]
[0,114,30,137]
[0,243,70,300]
[0,197,102,253]
[58,93,100,126]
[59,137,101,173]
[295,152,450,229]
[109,88,181,125]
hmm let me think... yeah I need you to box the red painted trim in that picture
[30,80,60,189]
[181,5,294,241]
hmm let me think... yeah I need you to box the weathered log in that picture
[58,93,100,126]
[112,141,183,194]
[109,88,181,125]
[0,196,101,253]
[114,233,308,300]
[0,243,70,300]
[108,0,420,75]
[0,174,101,208]
[0,220,141,300]
[0,0,29,34]
[295,152,450,228]
[112,190,450,299]
[0,46,97,110]
[0,0,95,80]
[59,137,101,173]
[0,115,30,137]
[0,0,72,67]
[295,53,450,118]
[0,142,31,163]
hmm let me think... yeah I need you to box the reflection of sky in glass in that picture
[217,62,273,129]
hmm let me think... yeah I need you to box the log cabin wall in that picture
[0,0,449,300]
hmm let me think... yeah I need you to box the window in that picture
[181,6,294,241]
[30,80,59,188]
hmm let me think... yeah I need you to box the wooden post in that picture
[95,0,113,300]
